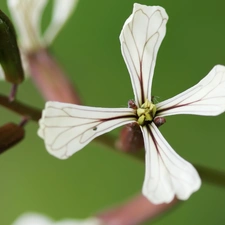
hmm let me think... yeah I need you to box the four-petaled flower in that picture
[38,3,225,204]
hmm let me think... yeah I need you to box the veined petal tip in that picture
[37,110,46,138]
[45,100,60,107]
[132,3,168,18]
[141,125,202,204]
[37,120,46,139]
[142,180,201,204]
[37,127,43,139]
[46,146,69,160]
[143,163,202,204]
[177,175,202,201]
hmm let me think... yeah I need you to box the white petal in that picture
[0,66,5,80]
[7,0,48,51]
[43,0,79,45]
[120,3,168,106]
[12,213,52,225]
[141,123,201,204]
[19,50,30,77]
[38,101,136,159]
[12,213,102,225]
[55,218,102,225]
[157,65,225,117]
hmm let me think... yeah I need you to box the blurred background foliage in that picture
[0,0,225,224]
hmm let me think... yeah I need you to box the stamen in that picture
[137,99,156,126]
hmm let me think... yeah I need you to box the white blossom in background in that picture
[0,66,5,80]
[38,3,225,204]
[0,0,78,79]
[7,0,78,51]
[12,213,102,225]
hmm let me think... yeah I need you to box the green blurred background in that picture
[1,0,225,224]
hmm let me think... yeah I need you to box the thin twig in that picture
[0,93,41,121]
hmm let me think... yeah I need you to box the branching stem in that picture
[0,93,41,121]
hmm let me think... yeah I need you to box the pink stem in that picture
[97,194,178,225]
[9,84,18,102]
[27,49,82,104]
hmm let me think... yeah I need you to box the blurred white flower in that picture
[0,66,5,80]
[12,213,102,225]
[38,3,225,204]
[0,0,78,79]
[7,0,78,52]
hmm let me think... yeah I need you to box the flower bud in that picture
[0,122,24,154]
[116,122,144,152]
[0,10,24,84]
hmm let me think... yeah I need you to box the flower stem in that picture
[0,93,41,121]
[195,165,225,188]
[97,194,178,225]
[27,49,82,104]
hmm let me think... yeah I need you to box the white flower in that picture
[12,213,102,225]
[38,3,225,204]
[0,0,78,79]
[7,0,78,52]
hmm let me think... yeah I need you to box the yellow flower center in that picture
[137,99,156,126]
